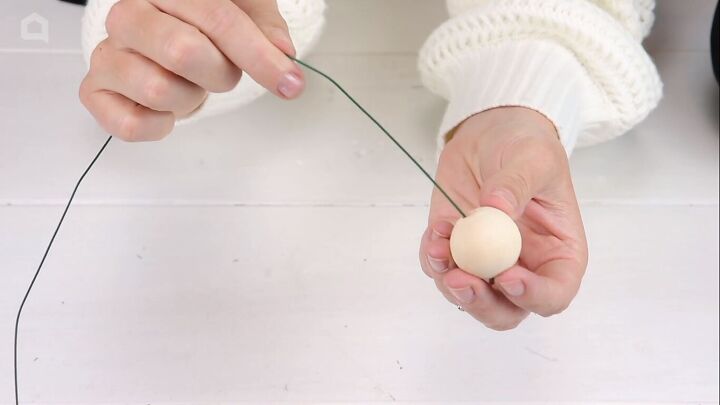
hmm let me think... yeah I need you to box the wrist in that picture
[425,40,599,155]
[451,106,559,145]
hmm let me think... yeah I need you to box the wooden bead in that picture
[450,207,522,279]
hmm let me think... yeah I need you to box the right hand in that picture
[80,0,304,141]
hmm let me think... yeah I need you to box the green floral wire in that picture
[13,57,467,405]
[14,135,112,405]
[289,56,467,218]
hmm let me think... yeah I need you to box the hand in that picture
[419,107,588,330]
[80,0,304,141]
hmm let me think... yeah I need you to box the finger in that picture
[494,260,585,317]
[106,0,242,93]
[80,78,174,142]
[92,43,207,115]
[419,227,433,278]
[477,140,563,218]
[429,220,454,240]
[434,277,462,305]
[426,237,451,274]
[234,0,296,56]
[429,145,481,222]
[442,269,529,330]
[148,0,304,98]
[419,220,456,278]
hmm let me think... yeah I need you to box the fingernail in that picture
[427,255,448,273]
[278,72,304,99]
[499,280,525,297]
[449,287,475,304]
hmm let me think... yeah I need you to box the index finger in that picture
[150,0,304,98]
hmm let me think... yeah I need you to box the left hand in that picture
[419,107,588,330]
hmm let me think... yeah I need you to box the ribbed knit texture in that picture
[81,0,663,153]
[438,40,600,154]
[422,0,663,152]
[81,0,326,123]
[446,0,655,40]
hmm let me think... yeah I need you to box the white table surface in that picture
[1,0,718,404]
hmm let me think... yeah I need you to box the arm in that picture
[418,0,662,329]
[420,0,662,154]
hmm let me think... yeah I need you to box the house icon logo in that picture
[20,12,49,43]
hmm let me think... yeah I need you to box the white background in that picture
[0,0,718,403]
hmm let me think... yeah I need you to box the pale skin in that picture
[80,0,589,330]
[80,0,304,141]
[420,107,588,330]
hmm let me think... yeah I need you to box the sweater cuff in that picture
[437,40,599,155]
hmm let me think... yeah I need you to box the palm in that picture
[435,144,583,274]
[516,200,581,271]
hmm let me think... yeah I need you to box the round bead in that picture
[450,207,522,279]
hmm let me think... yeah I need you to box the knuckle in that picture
[105,3,122,35]
[142,75,171,107]
[164,33,201,73]
[259,18,290,39]
[117,109,143,142]
[88,40,110,71]
[267,20,290,35]
[509,134,559,167]
[246,44,272,71]
[106,0,139,36]
[203,3,238,37]
[78,77,93,107]
[214,68,242,93]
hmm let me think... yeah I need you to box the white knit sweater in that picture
[82,0,663,154]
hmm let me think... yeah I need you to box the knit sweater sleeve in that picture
[81,0,326,124]
[419,0,663,154]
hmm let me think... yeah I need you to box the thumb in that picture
[235,0,296,56]
[477,159,553,219]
